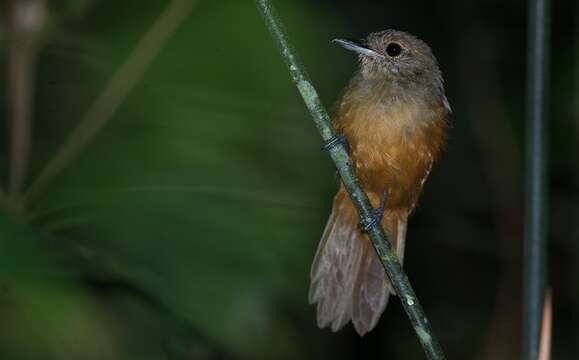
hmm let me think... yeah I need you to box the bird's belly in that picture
[335,92,446,210]
[351,138,432,210]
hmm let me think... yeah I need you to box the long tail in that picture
[308,187,407,336]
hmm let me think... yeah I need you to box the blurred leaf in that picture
[25,0,339,358]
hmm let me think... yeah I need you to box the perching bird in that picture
[308,30,450,336]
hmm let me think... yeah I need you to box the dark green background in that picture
[0,0,577,359]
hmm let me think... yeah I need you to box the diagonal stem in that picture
[24,0,199,202]
[254,1,446,359]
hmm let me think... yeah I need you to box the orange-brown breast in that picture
[334,81,448,211]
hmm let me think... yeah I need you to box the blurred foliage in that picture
[0,0,578,359]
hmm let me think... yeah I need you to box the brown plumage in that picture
[309,30,450,336]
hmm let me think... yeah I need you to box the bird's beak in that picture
[332,38,383,59]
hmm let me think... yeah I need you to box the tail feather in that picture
[396,216,407,264]
[309,188,408,336]
[351,244,391,335]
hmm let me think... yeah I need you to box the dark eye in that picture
[385,43,402,57]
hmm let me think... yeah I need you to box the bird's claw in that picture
[361,190,389,233]
[322,133,350,153]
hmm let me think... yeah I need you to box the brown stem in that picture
[537,290,552,360]
[6,0,46,204]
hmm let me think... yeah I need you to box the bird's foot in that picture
[361,190,389,233]
[322,133,349,153]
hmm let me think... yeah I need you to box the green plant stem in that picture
[524,0,550,358]
[254,1,446,359]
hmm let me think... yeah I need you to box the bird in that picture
[308,29,450,336]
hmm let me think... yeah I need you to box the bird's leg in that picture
[322,133,350,153]
[361,189,389,232]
